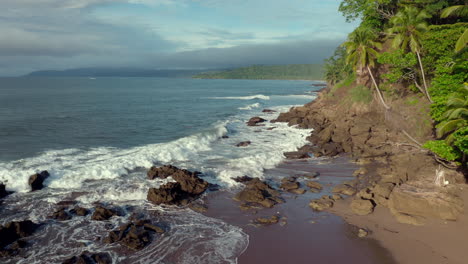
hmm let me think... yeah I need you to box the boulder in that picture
[388,182,464,222]
[231,176,254,183]
[28,170,50,191]
[306,181,323,192]
[236,141,251,147]
[147,165,200,180]
[351,198,375,215]
[371,182,395,207]
[70,206,90,216]
[147,182,186,205]
[254,215,279,225]
[283,151,309,159]
[0,183,12,199]
[280,181,300,191]
[91,206,118,221]
[104,220,163,250]
[309,196,334,211]
[0,220,39,255]
[62,252,112,264]
[146,165,209,205]
[234,178,283,208]
[332,184,356,196]
[247,117,267,126]
[262,109,276,113]
[49,208,72,221]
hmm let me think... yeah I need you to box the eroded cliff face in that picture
[275,85,466,225]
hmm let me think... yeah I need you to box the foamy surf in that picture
[208,94,270,100]
[238,102,261,110]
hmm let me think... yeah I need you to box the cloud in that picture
[0,0,356,76]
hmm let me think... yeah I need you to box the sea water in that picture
[0,77,322,263]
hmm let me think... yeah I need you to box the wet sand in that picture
[204,157,397,264]
[331,188,468,264]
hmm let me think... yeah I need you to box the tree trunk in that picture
[416,51,433,103]
[367,66,390,110]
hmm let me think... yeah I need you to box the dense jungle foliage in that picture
[325,0,467,164]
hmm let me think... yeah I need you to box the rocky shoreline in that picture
[1,84,466,263]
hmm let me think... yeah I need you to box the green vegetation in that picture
[350,85,373,103]
[324,0,468,165]
[193,64,323,80]
[423,140,461,161]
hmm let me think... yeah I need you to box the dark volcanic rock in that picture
[146,166,209,205]
[49,208,72,221]
[147,165,201,180]
[234,178,283,208]
[28,170,50,191]
[262,109,277,113]
[0,183,12,199]
[236,141,251,147]
[0,220,39,257]
[147,182,186,205]
[247,117,267,126]
[104,220,164,250]
[91,206,118,221]
[146,165,208,206]
[232,176,254,183]
[70,206,90,216]
[62,252,112,264]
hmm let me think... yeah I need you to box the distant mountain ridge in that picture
[193,64,324,80]
[26,67,216,78]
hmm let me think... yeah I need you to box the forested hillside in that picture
[324,0,467,166]
[193,64,323,80]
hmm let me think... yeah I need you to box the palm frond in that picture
[455,29,468,53]
[437,119,467,138]
[441,5,468,18]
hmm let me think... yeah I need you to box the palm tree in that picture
[441,4,468,52]
[437,86,468,142]
[387,6,432,102]
[344,27,390,109]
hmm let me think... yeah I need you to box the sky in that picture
[0,0,359,76]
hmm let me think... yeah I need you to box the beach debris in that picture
[28,170,50,191]
[247,117,267,126]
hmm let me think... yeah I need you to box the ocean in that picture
[0,77,322,263]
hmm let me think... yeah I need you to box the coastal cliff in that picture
[276,83,466,225]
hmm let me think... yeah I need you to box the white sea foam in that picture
[208,94,270,100]
[0,123,228,193]
[238,102,261,110]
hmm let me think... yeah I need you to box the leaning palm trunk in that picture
[416,51,433,103]
[367,66,390,110]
